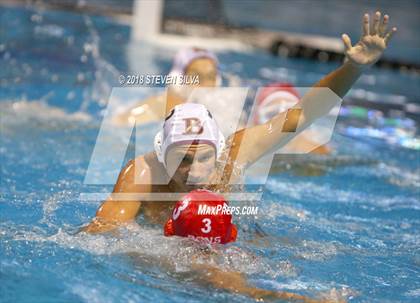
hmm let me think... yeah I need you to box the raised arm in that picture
[230,12,396,167]
[81,158,150,233]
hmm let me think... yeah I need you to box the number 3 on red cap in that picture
[201,218,212,233]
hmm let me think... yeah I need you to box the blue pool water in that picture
[1,4,419,303]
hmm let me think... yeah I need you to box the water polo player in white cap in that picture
[112,47,221,126]
[83,11,396,301]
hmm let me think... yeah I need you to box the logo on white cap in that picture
[183,118,204,135]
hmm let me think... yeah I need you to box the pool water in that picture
[1,4,419,303]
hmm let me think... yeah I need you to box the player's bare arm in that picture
[81,158,149,233]
[229,12,396,167]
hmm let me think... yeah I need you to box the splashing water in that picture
[1,3,419,303]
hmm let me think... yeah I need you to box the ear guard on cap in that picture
[164,218,174,236]
[154,130,164,164]
[229,224,238,243]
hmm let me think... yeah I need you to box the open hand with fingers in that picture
[342,11,397,67]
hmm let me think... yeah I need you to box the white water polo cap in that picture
[170,47,219,76]
[154,103,225,166]
[168,47,222,88]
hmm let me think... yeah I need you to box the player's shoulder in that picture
[115,155,152,191]
[125,154,150,172]
[125,152,167,182]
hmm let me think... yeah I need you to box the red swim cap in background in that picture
[164,189,237,244]
[253,82,301,125]
[256,82,300,106]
